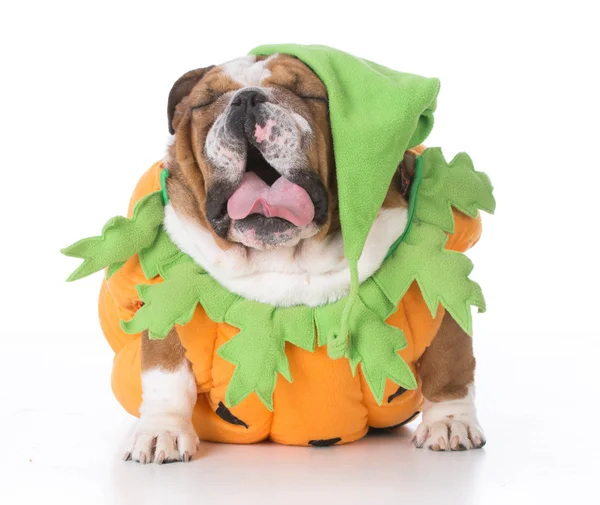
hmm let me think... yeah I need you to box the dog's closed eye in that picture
[192,87,228,110]
[297,95,329,104]
[192,100,219,110]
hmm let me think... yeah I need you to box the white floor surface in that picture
[1,333,597,505]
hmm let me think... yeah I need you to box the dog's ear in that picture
[167,66,214,134]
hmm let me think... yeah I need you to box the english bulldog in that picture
[123,53,486,463]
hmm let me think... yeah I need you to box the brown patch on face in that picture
[418,311,476,402]
[166,55,336,250]
[168,67,215,135]
[166,66,245,249]
[141,328,187,372]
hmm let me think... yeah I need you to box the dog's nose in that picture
[231,89,267,110]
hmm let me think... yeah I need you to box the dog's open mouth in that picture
[227,144,315,227]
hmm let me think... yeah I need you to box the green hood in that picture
[250,44,440,348]
[250,44,440,265]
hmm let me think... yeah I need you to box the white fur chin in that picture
[163,204,408,307]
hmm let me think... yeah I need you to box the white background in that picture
[1,1,599,504]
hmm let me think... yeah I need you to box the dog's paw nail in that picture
[415,415,485,452]
[126,415,199,464]
[122,451,131,461]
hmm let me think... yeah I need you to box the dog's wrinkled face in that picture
[166,54,335,250]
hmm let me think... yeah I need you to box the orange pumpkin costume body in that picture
[99,161,483,446]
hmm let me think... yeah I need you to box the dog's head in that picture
[166,54,405,251]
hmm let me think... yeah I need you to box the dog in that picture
[108,53,486,463]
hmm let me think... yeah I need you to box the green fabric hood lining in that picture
[62,147,495,411]
[160,168,170,205]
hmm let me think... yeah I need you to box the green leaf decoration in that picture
[64,147,495,411]
[138,226,183,279]
[345,298,415,403]
[314,282,415,404]
[373,148,494,335]
[61,191,164,281]
[121,259,239,339]
[218,303,315,410]
[417,148,496,234]
[375,222,484,336]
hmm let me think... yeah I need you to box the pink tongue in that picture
[227,172,315,227]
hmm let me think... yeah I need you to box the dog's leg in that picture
[412,312,486,451]
[123,328,199,464]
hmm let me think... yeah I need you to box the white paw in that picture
[411,387,486,451]
[123,413,200,464]
[412,418,486,451]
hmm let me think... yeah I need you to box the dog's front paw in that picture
[412,418,486,451]
[123,413,200,464]
[411,391,486,451]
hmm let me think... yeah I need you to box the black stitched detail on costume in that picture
[308,437,341,447]
[387,386,408,403]
[216,402,249,429]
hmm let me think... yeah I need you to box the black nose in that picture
[231,89,267,110]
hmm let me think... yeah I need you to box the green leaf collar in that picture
[62,148,495,411]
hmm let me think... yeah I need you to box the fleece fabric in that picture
[61,192,164,281]
[250,44,441,348]
[92,159,487,446]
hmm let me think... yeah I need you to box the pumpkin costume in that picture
[63,45,495,446]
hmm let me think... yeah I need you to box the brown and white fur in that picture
[123,54,485,464]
